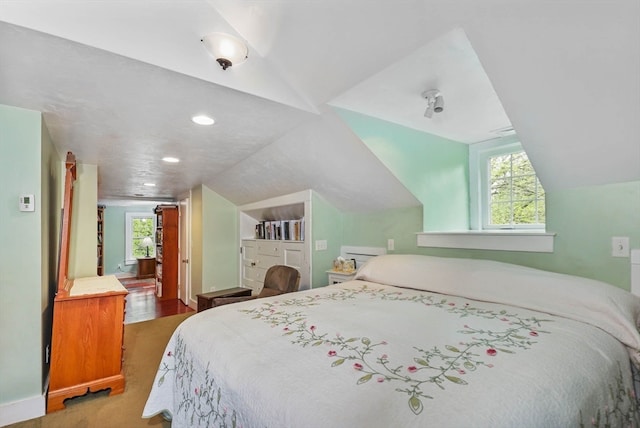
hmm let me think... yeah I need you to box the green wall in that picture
[102,204,157,275]
[311,192,344,286]
[191,185,239,300]
[336,181,640,291]
[68,163,98,278]
[200,185,239,295]
[324,109,639,291]
[335,108,469,231]
[0,104,60,418]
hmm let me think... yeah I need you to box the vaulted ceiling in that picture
[0,0,638,213]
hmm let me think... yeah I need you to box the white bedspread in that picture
[143,255,640,427]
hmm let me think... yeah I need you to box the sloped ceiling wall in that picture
[0,1,638,212]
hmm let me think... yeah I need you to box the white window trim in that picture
[125,212,156,265]
[417,136,555,253]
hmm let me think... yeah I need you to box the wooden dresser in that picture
[48,276,127,412]
[47,152,128,413]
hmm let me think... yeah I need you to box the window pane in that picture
[490,154,512,180]
[491,178,511,202]
[512,175,536,200]
[537,199,546,223]
[486,149,545,227]
[511,152,534,176]
[513,200,536,224]
[131,217,155,258]
[490,202,512,225]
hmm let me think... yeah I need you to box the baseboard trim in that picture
[0,394,45,427]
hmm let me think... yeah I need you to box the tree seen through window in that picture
[489,151,545,226]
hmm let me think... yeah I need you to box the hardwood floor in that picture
[121,279,194,324]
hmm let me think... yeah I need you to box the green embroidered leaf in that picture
[331,358,345,367]
[445,375,468,385]
[497,348,514,354]
[409,395,424,415]
[445,345,461,353]
[357,374,373,385]
[312,341,323,346]
[345,338,358,343]
[361,337,371,345]
[464,361,476,371]
[512,335,526,340]
[415,358,429,366]
[158,375,165,387]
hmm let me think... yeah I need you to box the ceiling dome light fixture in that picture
[422,89,444,118]
[192,115,215,125]
[201,32,248,70]
[162,157,180,163]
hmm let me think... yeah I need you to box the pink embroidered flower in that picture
[463,324,469,329]
[529,331,538,337]
[458,369,466,375]
[328,350,337,357]
[501,317,509,322]
[407,366,418,373]
[448,302,455,306]
[487,364,494,368]
[283,327,289,331]
[381,354,388,360]
[377,377,385,383]
[167,351,172,357]
[353,363,363,371]
[195,387,199,395]
[486,348,497,356]
[381,340,388,345]
[310,325,316,331]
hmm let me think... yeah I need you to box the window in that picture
[125,212,156,264]
[470,138,546,230]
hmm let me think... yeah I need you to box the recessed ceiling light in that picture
[143,183,156,187]
[192,115,215,125]
[162,157,180,163]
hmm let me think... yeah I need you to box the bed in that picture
[143,254,640,427]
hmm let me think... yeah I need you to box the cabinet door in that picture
[281,241,308,288]
[241,240,258,292]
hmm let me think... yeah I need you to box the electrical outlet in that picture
[611,236,630,257]
[315,240,327,251]
[387,239,395,251]
[117,263,122,271]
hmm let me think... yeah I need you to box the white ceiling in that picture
[0,0,638,212]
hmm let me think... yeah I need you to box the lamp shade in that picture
[201,32,248,70]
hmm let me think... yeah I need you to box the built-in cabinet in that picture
[238,191,311,292]
[241,239,305,293]
[97,205,104,276]
[155,205,178,299]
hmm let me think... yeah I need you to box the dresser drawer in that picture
[257,241,280,257]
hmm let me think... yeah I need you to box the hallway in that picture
[120,278,194,324]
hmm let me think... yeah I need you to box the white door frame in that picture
[178,197,191,306]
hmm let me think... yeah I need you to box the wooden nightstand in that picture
[197,287,253,312]
[137,257,156,280]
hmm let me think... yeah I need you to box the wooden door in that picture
[179,198,190,306]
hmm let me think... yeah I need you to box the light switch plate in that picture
[611,236,630,257]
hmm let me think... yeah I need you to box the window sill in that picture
[416,230,555,253]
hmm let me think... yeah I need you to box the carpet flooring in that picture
[8,312,194,428]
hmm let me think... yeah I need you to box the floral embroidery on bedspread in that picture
[156,335,237,427]
[240,284,552,415]
[579,363,640,427]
